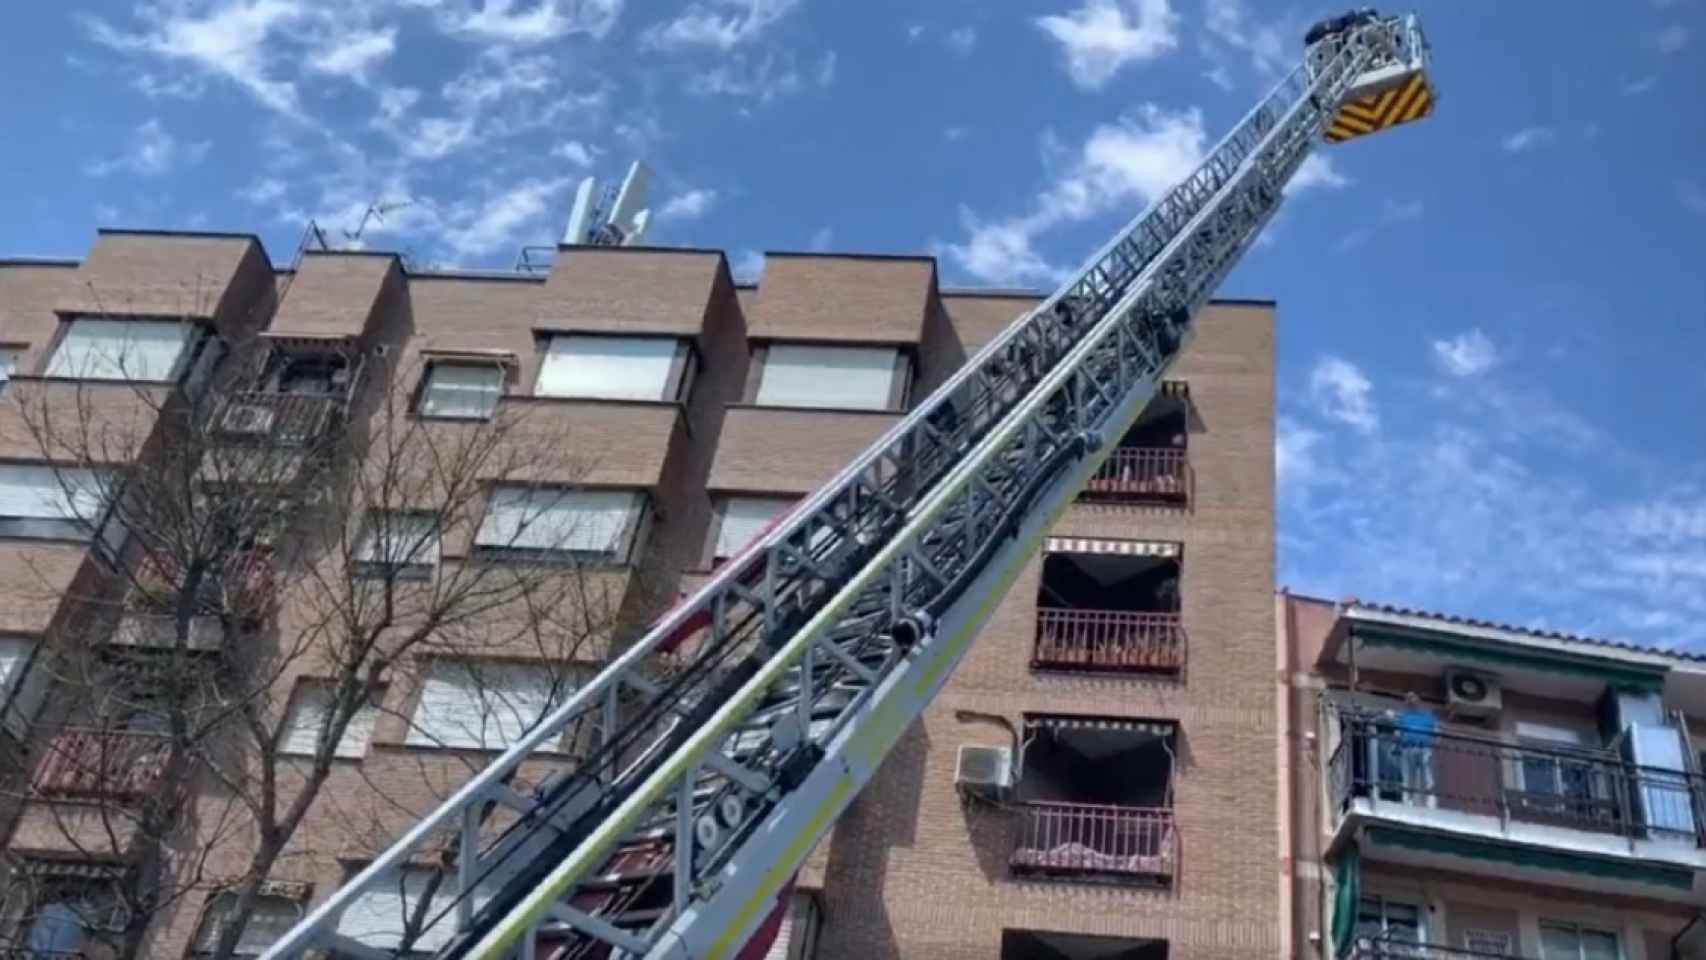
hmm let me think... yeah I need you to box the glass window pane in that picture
[1541,924,1581,960]
[1580,931,1619,960]
[421,363,502,418]
[47,318,191,381]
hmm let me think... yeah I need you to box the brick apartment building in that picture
[1280,594,1706,960]
[0,227,1279,960]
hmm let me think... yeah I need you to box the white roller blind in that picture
[0,465,109,523]
[756,344,898,410]
[281,683,378,759]
[195,894,301,957]
[475,487,638,557]
[335,867,487,952]
[716,497,793,560]
[356,512,441,568]
[420,363,502,418]
[406,661,566,750]
[46,318,192,381]
[536,335,678,401]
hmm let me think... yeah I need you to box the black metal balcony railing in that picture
[1010,802,1176,884]
[1081,447,1189,503]
[1329,714,1706,846]
[0,950,89,960]
[1032,609,1185,674]
[216,392,336,446]
[1352,936,1530,960]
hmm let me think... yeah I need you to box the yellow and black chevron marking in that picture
[1325,71,1434,143]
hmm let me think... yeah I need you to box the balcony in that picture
[1010,802,1176,885]
[214,392,337,447]
[1331,715,1706,845]
[0,950,90,960]
[32,729,170,799]
[1032,610,1184,674]
[1082,448,1189,504]
[108,612,223,653]
[1349,938,1528,960]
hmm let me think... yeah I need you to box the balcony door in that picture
[1356,897,1425,954]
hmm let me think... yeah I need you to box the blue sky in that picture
[2,1,1704,647]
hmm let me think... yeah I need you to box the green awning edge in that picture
[1351,624,1667,694]
[1331,844,1361,958]
[1365,825,1695,891]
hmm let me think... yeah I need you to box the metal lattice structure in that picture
[261,12,1432,960]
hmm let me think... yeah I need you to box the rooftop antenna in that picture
[561,160,653,247]
[344,200,411,247]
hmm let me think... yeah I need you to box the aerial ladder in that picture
[262,10,1435,960]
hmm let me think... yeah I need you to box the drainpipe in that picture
[1277,589,1297,960]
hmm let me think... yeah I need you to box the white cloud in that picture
[1432,329,1498,377]
[442,52,555,109]
[1285,153,1349,195]
[1203,0,1286,75]
[1501,126,1556,153]
[1276,418,1327,490]
[816,50,837,86]
[945,26,977,56]
[643,0,799,51]
[1309,356,1377,434]
[808,226,834,251]
[404,116,476,159]
[906,24,925,42]
[553,140,596,166]
[241,176,289,205]
[377,85,421,121]
[1622,74,1658,95]
[443,0,622,44]
[686,51,818,101]
[442,177,572,259]
[82,0,309,115]
[731,249,765,282]
[1035,0,1179,90]
[1336,197,1422,251]
[87,118,211,177]
[1203,64,1233,91]
[305,25,396,81]
[1680,180,1706,215]
[659,188,718,220]
[943,104,1205,284]
[1658,24,1690,55]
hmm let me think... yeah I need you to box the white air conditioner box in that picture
[1445,668,1502,719]
[955,744,1012,800]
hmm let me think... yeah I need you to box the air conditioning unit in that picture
[954,745,1012,800]
[1445,668,1502,719]
[223,403,276,435]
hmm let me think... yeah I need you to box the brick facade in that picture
[0,233,1280,959]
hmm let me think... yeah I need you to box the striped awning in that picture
[1044,536,1181,558]
[22,859,125,880]
[1024,715,1177,735]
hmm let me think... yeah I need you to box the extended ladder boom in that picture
[262,12,1432,960]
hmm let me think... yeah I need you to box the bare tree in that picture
[0,322,667,959]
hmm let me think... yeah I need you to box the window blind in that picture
[334,867,486,952]
[535,335,679,401]
[755,344,898,410]
[420,363,502,419]
[715,496,793,560]
[46,319,192,382]
[195,894,302,957]
[356,512,440,568]
[280,683,379,759]
[0,466,109,524]
[406,661,566,751]
[475,488,639,558]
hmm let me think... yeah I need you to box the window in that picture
[0,635,51,739]
[281,682,380,759]
[713,496,793,562]
[406,660,567,751]
[0,348,16,392]
[0,464,113,541]
[755,343,907,411]
[419,362,503,419]
[334,866,483,953]
[1355,896,1423,945]
[474,487,645,563]
[192,892,303,957]
[46,317,194,382]
[1540,923,1619,960]
[15,873,126,958]
[354,512,440,577]
[1514,722,1599,806]
[534,335,692,402]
